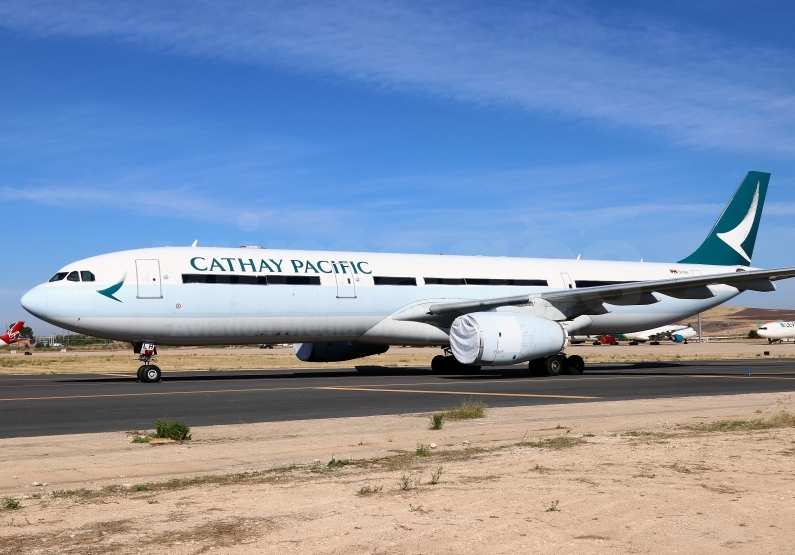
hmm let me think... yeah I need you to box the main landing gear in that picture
[528,354,585,377]
[431,350,481,375]
[135,342,162,383]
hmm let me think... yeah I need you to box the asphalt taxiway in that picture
[1,359,794,438]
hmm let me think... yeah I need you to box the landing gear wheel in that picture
[432,355,480,374]
[140,365,162,383]
[565,355,585,375]
[136,365,147,381]
[431,355,447,374]
[542,356,563,376]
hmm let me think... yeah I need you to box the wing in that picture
[393,267,795,325]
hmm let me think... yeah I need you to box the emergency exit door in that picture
[136,259,162,299]
[335,272,356,298]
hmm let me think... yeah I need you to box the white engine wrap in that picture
[450,312,567,366]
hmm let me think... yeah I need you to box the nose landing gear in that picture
[135,342,162,383]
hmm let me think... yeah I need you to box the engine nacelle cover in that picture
[293,341,389,362]
[450,312,566,366]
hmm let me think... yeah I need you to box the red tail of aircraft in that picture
[1,321,24,346]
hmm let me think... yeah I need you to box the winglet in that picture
[679,171,770,266]
[191,240,198,247]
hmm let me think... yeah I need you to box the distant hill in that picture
[676,306,795,337]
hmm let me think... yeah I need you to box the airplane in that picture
[0,321,24,346]
[19,171,795,383]
[757,321,795,344]
[572,324,697,345]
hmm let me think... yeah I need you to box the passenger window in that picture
[67,271,80,282]
[49,272,68,282]
[81,271,96,282]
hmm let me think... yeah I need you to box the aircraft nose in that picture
[21,286,48,319]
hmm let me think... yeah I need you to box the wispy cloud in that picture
[1,1,794,155]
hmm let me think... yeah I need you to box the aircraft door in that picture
[136,259,162,299]
[335,272,357,298]
[560,272,574,289]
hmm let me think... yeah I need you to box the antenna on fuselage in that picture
[191,240,198,247]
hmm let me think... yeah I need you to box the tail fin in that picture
[1,321,24,345]
[679,171,770,266]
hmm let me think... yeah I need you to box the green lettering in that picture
[338,261,349,274]
[190,257,207,271]
[332,261,339,274]
[259,259,274,272]
[239,258,256,272]
[357,261,372,274]
[221,257,236,271]
[270,259,283,272]
[210,258,225,271]
[291,260,304,273]
[317,260,332,274]
[304,261,318,273]
[350,261,358,274]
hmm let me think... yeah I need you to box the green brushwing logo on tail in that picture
[679,171,770,266]
[97,273,126,303]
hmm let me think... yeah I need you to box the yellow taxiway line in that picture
[317,386,598,399]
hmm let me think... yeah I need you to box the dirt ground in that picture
[1,392,795,554]
[1,340,794,375]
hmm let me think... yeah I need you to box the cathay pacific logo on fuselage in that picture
[189,257,372,275]
[716,182,760,263]
[97,273,126,302]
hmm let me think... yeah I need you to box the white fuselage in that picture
[757,321,795,341]
[21,247,744,347]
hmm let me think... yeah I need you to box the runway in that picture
[1,359,794,438]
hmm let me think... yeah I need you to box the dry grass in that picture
[437,400,487,420]
[521,436,586,449]
[686,411,795,433]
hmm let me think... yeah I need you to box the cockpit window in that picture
[49,272,68,282]
[66,271,80,282]
[81,271,96,282]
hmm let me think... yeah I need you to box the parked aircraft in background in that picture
[757,321,795,344]
[20,171,795,382]
[0,321,24,346]
[572,324,697,345]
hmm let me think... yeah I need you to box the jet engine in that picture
[293,341,389,362]
[449,312,567,366]
[672,334,684,342]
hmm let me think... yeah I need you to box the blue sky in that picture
[2,0,795,335]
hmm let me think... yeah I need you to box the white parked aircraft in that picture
[757,321,795,344]
[572,324,696,345]
[20,171,795,382]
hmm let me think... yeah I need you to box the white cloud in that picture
[1,1,795,155]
